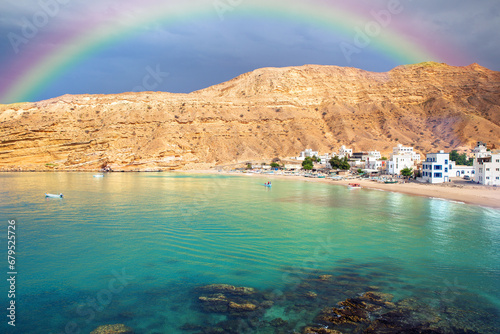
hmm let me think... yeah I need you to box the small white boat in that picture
[93,174,104,178]
[45,193,63,198]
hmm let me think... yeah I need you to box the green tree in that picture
[340,156,351,170]
[329,156,341,169]
[246,163,252,170]
[380,157,388,160]
[450,150,473,166]
[302,157,314,170]
[330,156,350,170]
[357,169,364,174]
[270,162,280,169]
[401,167,413,177]
[312,155,321,163]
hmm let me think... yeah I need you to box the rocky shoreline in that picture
[89,274,496,334]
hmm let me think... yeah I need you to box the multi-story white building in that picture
[387,144,420,175]
[338,145,352,158]
[393,144,421,162]
[365,157,386,170]
[474,152,500,186]
[421,151,450,183]
[368,151,382,160]
[317,153,331,165]
[473,142,489,158]
[387,154,414,175]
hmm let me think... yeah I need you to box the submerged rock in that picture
[310,291,398,333]
[302,327,342,334]
[90,324,134,334]
[197,284,262,317]
[269,318,288,327]
[260,300,274,308]
[198,284,255,296]
[199,293,230,313]
[305,291,318,299]
[228,301,257,312]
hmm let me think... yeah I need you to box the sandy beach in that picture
[179,170,500,209]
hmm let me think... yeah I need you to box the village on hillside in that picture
[235,142,500,186]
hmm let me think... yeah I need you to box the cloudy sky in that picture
[0,0,498,103]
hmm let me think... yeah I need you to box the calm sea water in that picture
[0,172,498,333]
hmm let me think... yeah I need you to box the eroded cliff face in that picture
[1,62,499,171]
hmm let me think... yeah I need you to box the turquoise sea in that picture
[0,172,499,333]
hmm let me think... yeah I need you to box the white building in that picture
[338,145,352,158]
[387,154,414,175]
[473,142,489,158]
[365,157,385,170]
[348,159,364,168]
[421,151,450,183]
[318,153,331,165]
[474,152,500,186]
[449,161,475,178]
[393,144,421,162]
[284,163,303,171]
[368,151,382,160]
[297,149,319,161]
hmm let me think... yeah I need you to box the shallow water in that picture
[0,172,498,333]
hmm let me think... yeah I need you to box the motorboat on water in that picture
[45,193,63,198]
[347,183,361,189]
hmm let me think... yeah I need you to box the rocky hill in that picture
[1,62,499,171]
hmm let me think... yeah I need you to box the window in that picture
[434,165,442,170]
[445,159,448,164]
[486,177,490,180]
[434,173,442,178]
[496,159,499,163]
[461,171,464,174]
[496,168,499,172]
[445,168,448,173]
[486,168,490,171]
[497,177,499,180]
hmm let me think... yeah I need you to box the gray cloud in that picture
[0,0,498,103]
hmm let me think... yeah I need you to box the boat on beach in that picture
[45,193,63,198]
[348,183,361,189]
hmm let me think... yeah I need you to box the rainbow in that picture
[0,0,468,104]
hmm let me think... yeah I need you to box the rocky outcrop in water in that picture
[90,324,134,334]
[187,267,497,334]
[196,284,269,317]
[1,62,499,171]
